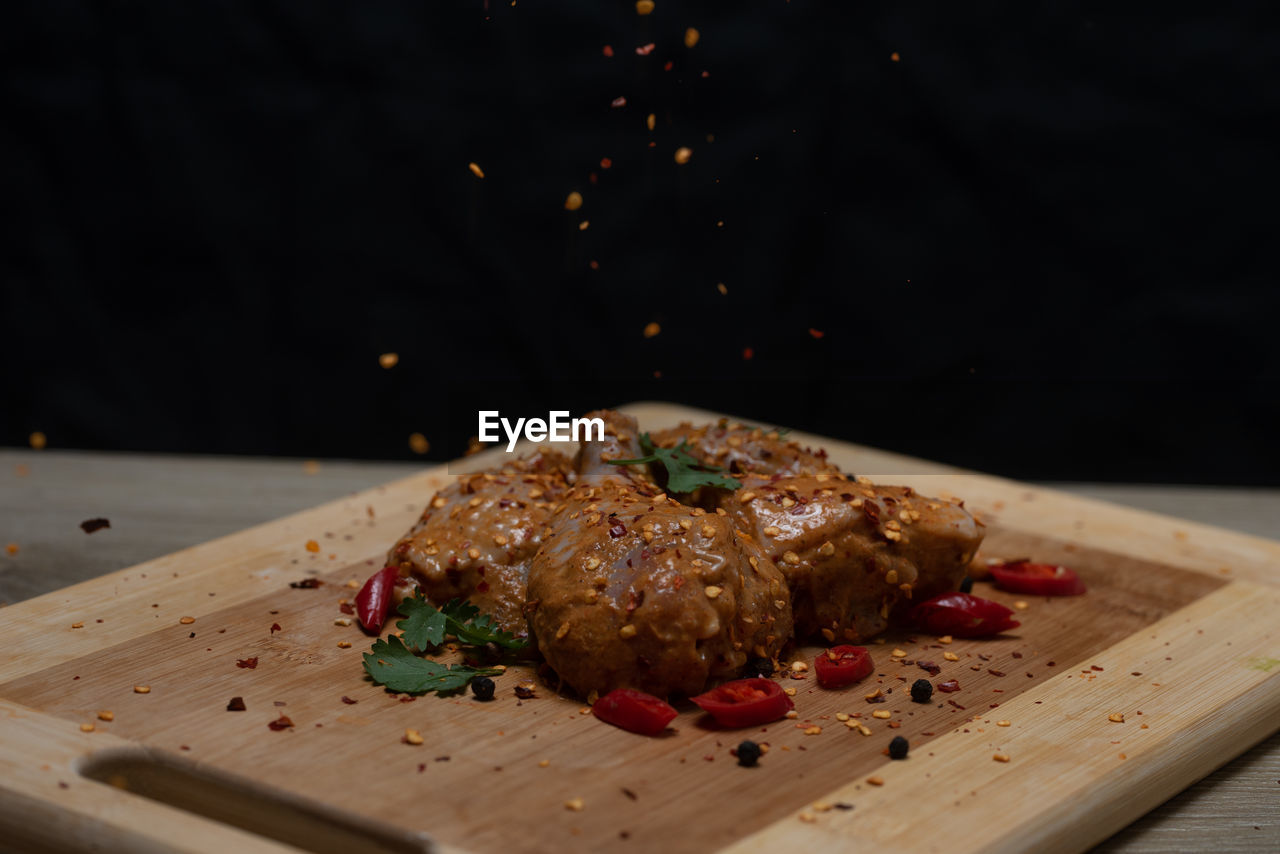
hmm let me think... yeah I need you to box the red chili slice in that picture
[910,592,1020,638]
[690,677,794,728]
[593,688,678,736]
[814,645,875,689]
[355,566,399,633]
[990,561,1086,596]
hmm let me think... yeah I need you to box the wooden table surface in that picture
[2,448,1277,853]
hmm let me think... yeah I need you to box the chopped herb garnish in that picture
[608,433,742,493]
[363,635,502,696]
[396,594,528,652]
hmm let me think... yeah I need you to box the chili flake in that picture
[236,657,259,669]
[305,540,320,553]
[268,715,294,731]
[80,518,111,534]
[1108,713,1125,723]
[4,543,17,555]
[226,696,246,712]
[643,322,661,338]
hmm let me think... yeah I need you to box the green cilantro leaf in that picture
[396,594,447,652]
[608,433,743,493]
[362,635,502,695]
[395,593,529,652]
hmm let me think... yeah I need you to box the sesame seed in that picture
[618,625,638,639]
[866,775,884,786]
[1014,601,1029,610]
[700,524,716,538]
[938,635,953,644]
[337,641,352,649]
[856,724,873,736]
[784,710,798,719]
[993,753,1011,762]
[467,548,481,560]
[803,726,822,735]
[467,162,484,179]
[943,652,959,661]
[564,192,583,211]
[783,687,797,696]
[739,491,757,504]
[565,797,585,811]
[704,585,723,599]
[97,711,114,721]
[684,27,700,48]
[782,551,800,565]
[674,147,693,165]
[872,710,891,720]
[763,526,780,537]
[790,661,808,672]
[818,542,835,557]
[538,759,550,767]
[334,618,352,627]
[1108,713,1125,723]
[891,649,908,658]
[133,686,151,694]
[71,622,84,629]
[996,720,1011,727]
[585,557,601,571]
[404,729,424,745]
[179,616,195,625]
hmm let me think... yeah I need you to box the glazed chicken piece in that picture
[386,449,573,635]
[650,419,840,479]
[725,474,985,641]
[526,411,794,699]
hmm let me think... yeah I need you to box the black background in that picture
[3,1,1277,484]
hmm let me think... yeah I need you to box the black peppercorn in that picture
[959,576,973,594]
[736,740,762,767]
[471,676,495,701]
[743,657,775,678]
[888,735,909,759]
[910,678,933,703]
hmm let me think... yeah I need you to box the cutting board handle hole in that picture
[77,747,432,854]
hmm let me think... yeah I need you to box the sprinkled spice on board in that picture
[305,540,320,553]
[289,578,324,589]
[226,696,246,712]
[937,679,960,693]
[267,715,294,731]
[133,685,151,694]
[80,518,110,534]
[236,657,259,669]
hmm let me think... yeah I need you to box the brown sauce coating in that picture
[386,449,573,634]
[527,412,792,699]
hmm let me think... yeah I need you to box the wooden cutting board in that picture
[2,402,1278,854]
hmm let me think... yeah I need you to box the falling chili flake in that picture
[643,322,661,338]
[635,43,656,56]
[467,162,484,179]
[611,96,627,108]
[236,657,259,669]
[891,52,901,62]
[674,147,693,164]
[341,696,358,705]
[267,714,295,731]
[684,28,700,48]
[808,328,825,339]
[80,518,110,534]
[602,45,614,57]
[742,347,754,360]
[646,113,656,131]
[226,696,246,712]
[4,543,18,556]
[663,60,673,72]
[29,432,47,450]
[305,540,320,553]
[378,352,399,369]
[289,578,324,589]
[600,157,613,169]
[635,0,654,14]
[565,191,584,211]
[717,283,728,295]
[409,433,430,454]
[589,260,600,270]
[578,220,590,231]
